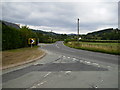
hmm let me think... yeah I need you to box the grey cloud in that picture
[2,2,118,34]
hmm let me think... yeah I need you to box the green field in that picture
[64,41,120,55]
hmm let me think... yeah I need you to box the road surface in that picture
[1,41,119,89]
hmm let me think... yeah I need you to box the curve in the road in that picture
[41,41,118,64]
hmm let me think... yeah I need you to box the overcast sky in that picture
[2,0,119,34]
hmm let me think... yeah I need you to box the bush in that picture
[2,25,38,51]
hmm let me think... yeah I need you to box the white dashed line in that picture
[40,81,47,85]
[31,81,47,88]
[92,63,99,66]
[63,56,66,58]
[44,72,51,77]
[31,86,37,88]
[97,65,101,67]
[84,61,91,64]
[107,66,111,68]
[73,58,77,60]
[65,71,71,74]
[67,57,70,59]
[85,61,90,64]
[80,60,83,62]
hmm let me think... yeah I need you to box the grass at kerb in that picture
[64,41,120,55]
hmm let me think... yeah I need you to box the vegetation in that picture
[2,20,69,51]
[64,28,120,43]
[82,28,120,40]
[2,20,120,54]
[2,46,44,68]
[64,41,120,55]
[2,25,38,51]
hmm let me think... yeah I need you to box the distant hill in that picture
[84,28,120,40]
[31,29,60,36]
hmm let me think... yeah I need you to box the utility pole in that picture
[50,30,53,43]
[77,18,80,42]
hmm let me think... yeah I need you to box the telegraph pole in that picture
[77,18,80,42]
[50,30,53,43]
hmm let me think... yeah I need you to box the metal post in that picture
[31,43,32,48]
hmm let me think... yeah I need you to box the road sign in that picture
[28,38,36,44]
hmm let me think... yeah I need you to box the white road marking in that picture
[97,65,101,67]
[107,66,111,68]
[63,56,66,58]
[67,57,70,58]
[80,60,83,62]
[84,61,89,63]
[65,71,71,74]
[95,86,98,88]
[92,63,99,66]
[37,84,40,86]
[56,44,59,48]
[40,81,47,85]
[73,58,77,60]
[86,61,91,64]
[44,72,51,77]
[31,81,47,88]
[72,58,78,61]
[31,86,37,88]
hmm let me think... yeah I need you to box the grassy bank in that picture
[64,41,120,55]
[2,46,45,68]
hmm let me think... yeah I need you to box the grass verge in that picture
[64,41,120,55]
[2,46,45,69]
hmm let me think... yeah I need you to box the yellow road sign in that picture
[28,38,36,44]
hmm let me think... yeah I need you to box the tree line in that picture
[2,20,120,51]
[2,25,38,50]
[2,21,69,51]
[82,28,120,40]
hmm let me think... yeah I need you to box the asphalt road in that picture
[1,41,119,89]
